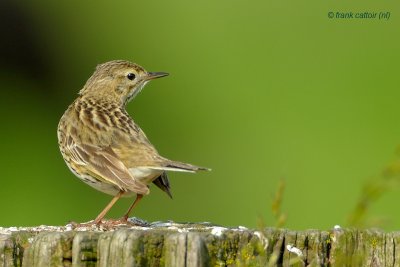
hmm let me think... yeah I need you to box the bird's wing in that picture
[110,124,166,168]
[77,107,208,172]
[111,127,210,172]
[65,136,149,195]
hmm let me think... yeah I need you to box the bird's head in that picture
[79,60,168,105]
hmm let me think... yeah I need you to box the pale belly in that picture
[129,167,163,185]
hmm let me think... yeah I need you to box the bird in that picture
[57,60,209,225]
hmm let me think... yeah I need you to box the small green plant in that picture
[259,147,400,230]
[257,178,287,229]
[271,178,287,228]
[348,148,400,227]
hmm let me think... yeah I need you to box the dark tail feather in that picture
[166,160,211,172]
[152,172,172,199]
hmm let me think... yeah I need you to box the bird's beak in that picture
[146,72,169,80]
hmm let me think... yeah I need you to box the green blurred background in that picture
[0,0,399,230]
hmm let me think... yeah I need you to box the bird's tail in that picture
[165,160,211,172]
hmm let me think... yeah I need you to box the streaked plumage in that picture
[57,60,208,224]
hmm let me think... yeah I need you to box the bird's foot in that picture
[67,220,99,230]
[67,217,149,230]
[96,216,149,227]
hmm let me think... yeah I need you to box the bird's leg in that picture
[94,190,124,224]
[121,194,143,222]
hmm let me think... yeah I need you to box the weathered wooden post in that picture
[0,222,399,266]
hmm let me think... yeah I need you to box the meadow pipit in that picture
[57,60,209,225]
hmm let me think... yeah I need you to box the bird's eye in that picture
[127,73,136,80]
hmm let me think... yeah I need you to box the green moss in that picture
[236,234,267,266]
[370,237,378,249]
[203,230,268,267]
[138,232,165,267]
[204,231,240,266]
[9,231,35,267]
[1,237,16,267]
